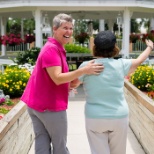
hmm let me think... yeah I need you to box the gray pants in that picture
[85,117,128,154]
[27,107,70,154]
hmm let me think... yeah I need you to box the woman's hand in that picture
[84,60,104,75]
[145,39,154,50]
[70,78,81,89]
[128,39,154,75]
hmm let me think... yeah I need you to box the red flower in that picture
[141,31,154,42]
[151,30,154,34]
[1,34,23,46]
[0,97,5,104]
[147,91,154,99]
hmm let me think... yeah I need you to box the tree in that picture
[92,20,99,30]
[6,18,35,35]
[24,19,35,34]
[130,19,140,33]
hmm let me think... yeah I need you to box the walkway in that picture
[28,85,145,154]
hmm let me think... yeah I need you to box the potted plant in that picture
[24,34,35,44]
[129,33,140,43]
[141,30,154,43]
[75,32,89,44]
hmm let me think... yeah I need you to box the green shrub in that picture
[130,65,154,92]
[0,65,30,97]
[14,47,41,65]
[65,44,92,53]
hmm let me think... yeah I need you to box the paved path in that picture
[28,85,145,154]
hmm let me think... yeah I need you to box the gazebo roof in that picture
[0,0,154,20]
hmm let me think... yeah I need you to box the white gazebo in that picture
[0,0,154,57]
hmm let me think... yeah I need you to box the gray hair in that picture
[53,13,73,28]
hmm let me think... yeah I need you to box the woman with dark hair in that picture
[78,30,153,154]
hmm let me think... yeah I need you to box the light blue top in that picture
[79,58,132,119]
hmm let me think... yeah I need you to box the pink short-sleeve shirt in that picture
[21,37,69,112]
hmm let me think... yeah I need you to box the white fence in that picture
[116,39,147,52]
[0,39,147,53]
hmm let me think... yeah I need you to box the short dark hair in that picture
[93,30,120,58]
[93,44,120,58]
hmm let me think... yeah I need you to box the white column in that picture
[21,18,24,40]
[122,8,131,58]
[150,18,154,31]
[34,9,43,47]
[0,17,7,56]
[99,19,105,32]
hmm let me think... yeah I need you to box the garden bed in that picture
[0,97,20,119]
[0,101,34,154]
[124,79,154,154]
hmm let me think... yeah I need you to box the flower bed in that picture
[0,64,32,120]
[0,65,30,98]
[0,97,20,120]
[125,64,154,153]
[129,65,154,100]
[0,62,34,153]
[0,101,34,154]
[124,79,154,154]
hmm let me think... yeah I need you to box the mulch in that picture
[0,97,20,120]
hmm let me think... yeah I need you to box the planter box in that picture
[0,101,34,154]
[124,79,154,154]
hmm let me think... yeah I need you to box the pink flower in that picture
[0,115,3,120]
[0,97,5,104]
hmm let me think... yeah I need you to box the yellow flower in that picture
[19,81,22,85]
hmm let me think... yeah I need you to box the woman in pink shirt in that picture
[21,13,103,154]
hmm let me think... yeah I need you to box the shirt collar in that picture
[47,37,66,52]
